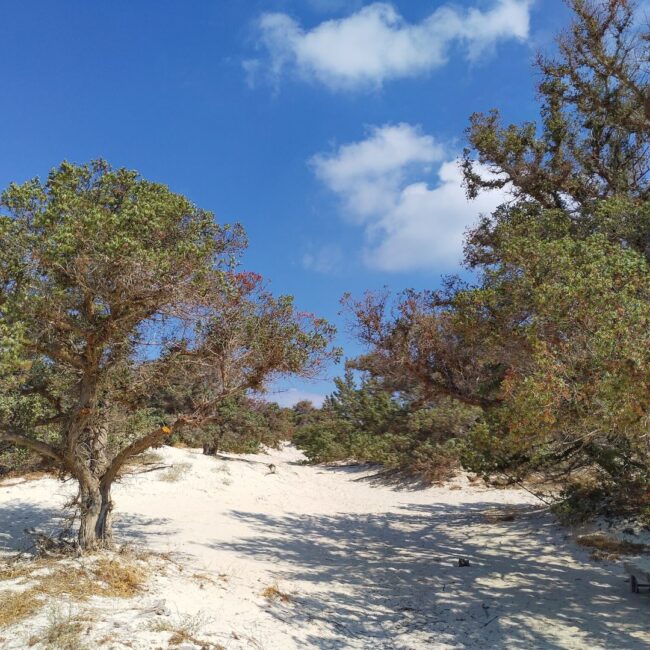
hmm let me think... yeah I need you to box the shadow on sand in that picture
[319,462,434,491]
[0,500,174,555]
[211,502,649,649]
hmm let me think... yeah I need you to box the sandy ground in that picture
[0,443,648,649]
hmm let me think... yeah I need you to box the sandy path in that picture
[0,444,648,649]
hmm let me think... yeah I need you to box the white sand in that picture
[0,443,648,649]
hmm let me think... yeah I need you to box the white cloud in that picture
[250,0,531,90]
[311,123,444,220]
[311,123,511,272]
[266,388,326,408]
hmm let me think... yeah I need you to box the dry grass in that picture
[576,533,648,561]
[150,614,223,649]
[190,571,230,590]
[126,450,164,467]
[0,558,52,582]
[0,588,44,629]
[482,508,519,524]
[92,558,147,597]
[32,557,146,600]
[36,606,90,650]
[0,554,148,629]
[261,583,292,603]
[191,572,217,588]
[160,462,192,482]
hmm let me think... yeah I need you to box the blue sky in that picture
[0,0,570,406]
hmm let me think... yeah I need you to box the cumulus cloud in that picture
[249,0,531,90]
[312,123,444,220]
[311,123,511,272]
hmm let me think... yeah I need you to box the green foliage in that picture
[293,371,477,482]
[0,158,245,455]
[456,0,650,509]
[339,1,650,517]
[0,443,43,476]
[463,0,649,215]
[180,395,295,455]
[291,418,350,464]
[0,159,337,547]
[347,202,650,509]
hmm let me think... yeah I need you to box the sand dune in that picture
[1,443,648,649]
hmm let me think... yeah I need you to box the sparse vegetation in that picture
[38,606,89,650]
[0,554,149,630]
[481,508,519,524]
[0,587,44,629]
[576,534,649,561]
[261,583,292,603]
[160,462,192,483]
[150,613,223,649]
[125,450,165,468]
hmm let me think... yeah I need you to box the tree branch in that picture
[100,422,186,488]
[0,429,64,464]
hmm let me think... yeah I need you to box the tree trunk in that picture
[78,482,102,550]
[96,482,113,543]
[78,481,113,550]
[203,442,218,455]
[75,422,115,551]
[203,432,223,456]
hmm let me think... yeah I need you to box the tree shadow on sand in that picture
[0,500,175,555]
[0,501,68,555]
[319,463,434,491]
[211,503,649,649]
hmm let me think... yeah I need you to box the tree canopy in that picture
[339,0,650,517]
[0,160,338,548]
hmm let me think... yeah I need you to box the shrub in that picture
[293,371,477,482]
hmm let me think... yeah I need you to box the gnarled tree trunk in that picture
[76,423,114,550]
[96,482,114,543]
[77,479,114,550]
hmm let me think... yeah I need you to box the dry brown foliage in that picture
[150,614,224,649]
[0,554,148,629]
[0,589,43,628]
[482,508,519,523]
[34,606,94,650]
[261,583,292,603]
[576,533,649,561]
